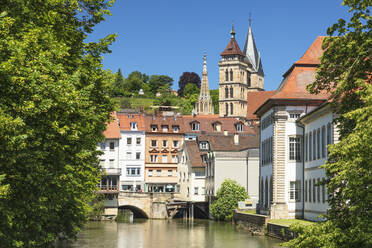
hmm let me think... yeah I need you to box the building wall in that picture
[98,139,120,169]
[119,130,145,191]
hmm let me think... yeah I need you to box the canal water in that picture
[57,219,281,248]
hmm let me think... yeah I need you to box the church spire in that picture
[243,16,264,76]
[200,51,210,98]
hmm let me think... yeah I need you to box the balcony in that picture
[101,168,121,176]
[97,184,119,194]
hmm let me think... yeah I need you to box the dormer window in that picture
[200,142,208,150]
[162,125,168,132]
[212,122,221,132]
[289,112,302,120]
[236,123,243,132]
[172,125,179,133]
[151,125,158,132]
[191,122,199,131]
[130,122,137,130]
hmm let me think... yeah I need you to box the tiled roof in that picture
[103,112,121,139]
[117,113,145,131]
[254,36,329,116]
[198,134,259,152]
[221,38,245,57]
[185,141,205,168]
[246,91,276,119]
[144,115,184,133]
[182,115,257,135]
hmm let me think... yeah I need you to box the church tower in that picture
[194,52,214,115]
[218,24,249,118]
[243,17,264,91]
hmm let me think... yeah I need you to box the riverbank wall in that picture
[233,210,268,235]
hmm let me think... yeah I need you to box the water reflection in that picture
[58,219,281,248]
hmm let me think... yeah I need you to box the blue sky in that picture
[88,0,351,91]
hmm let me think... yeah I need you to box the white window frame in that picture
[172,140,179,148]
[162,155,168,163]
[289,136,302,162]
[191,122,199,131]
[289,181,301,202]
[150,155,158,163]
[130,122,137,130]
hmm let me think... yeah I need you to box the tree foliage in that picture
[183,83,200,97]
[210,89,219,114]
[110,68,126,97]
[285,1,371,247]
[210,179,249,221]
[148,75,173,96]
[177,72,201,96]
[0,0,115,246]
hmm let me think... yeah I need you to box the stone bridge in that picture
[117,192,177,219]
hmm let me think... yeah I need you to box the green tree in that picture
[284,1,371,247]
[124,71,149,96]
[0,0,115,247]
[110,68,126,97]
[148,75,173,96]
[177,72,201,96]
[178,93,199,115]
[210,179,249,221]
[210,89,219,114]
[183,83,200,97]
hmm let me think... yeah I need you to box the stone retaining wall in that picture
[233,210,269,235]
[267,223,296,241]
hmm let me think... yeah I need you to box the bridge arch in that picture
[118,205,149,219]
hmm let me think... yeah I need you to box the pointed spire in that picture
[200,51,210,98]
[243,16,264,76]
[230,21,236,39]
[203,51,207,74]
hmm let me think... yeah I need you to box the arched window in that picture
[230,103,233,115]
[247,73,251,87]
[270,177,273,203]
[225,103,228,116]
[230,87,233,98]
[225,87,228,98]
[265,178,268,208]
[230,69,233,81]
[225,69,228,81]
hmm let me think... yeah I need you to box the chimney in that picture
[234,134,239,145]
[224,130,228,136]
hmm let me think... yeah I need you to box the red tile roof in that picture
[103,112,121,139]
[117,113,145,131]
[198,134,259,152]
[246,91,276,119]
[144,115,185,133]
[254,36,329,116]
[221,38,245,57]
[184,141,206,168]
[182,115,257,135]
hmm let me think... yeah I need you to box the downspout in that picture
[296,120,305,219]
[246,149,250,194]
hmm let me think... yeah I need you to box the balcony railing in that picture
[101,168,121,175]
[97,185,119,193]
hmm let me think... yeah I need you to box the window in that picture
[151,140,157,147]
[162,155,168,163]
[109,142,115,150]
[195,171,205,177]
[151,125,157,132]
[194,187,199,195]
[168,170,172,177]
[230,69,233,81]
[309,132,312,161]
[150,155,158,163]
[289,137,301,161]
[191,122,199,131]
[317,128,321,159]
[305,134,308,161]
[230,87,233,98]
[99,142,106,150]
[162,140,168,147]
[157,170,161,177]
[309,179,312,202]
[130,122,137,130]
[99,160,105,167]
[109,159,114,168]
[289,181,301,201]
[225,69,228,82]
[136,137,141,145]
[126,152,131,160]
[148,169,153,177]
[313,130,316,160]
[327,123,332,154]
[162,125,168,132]
[136,152,141,160]
[171,155,178,163]
[289,113,301,119]
[126,167,140,177]
[321,126,326,158]
[225,87,228,98]
[317,178,321,203]
[126,138,132,145]
[322,178,326,203]
[236,123,243,132]
[230,103,233,115]
[247,73,251,86]
[173,125,179,133]
[200,142,208,150]
[213,123,221,132]
[313,179,316,203]
[202,187,206,195]
[202,155,207,163]
[172,140,179,148]
[305,180,307,202]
